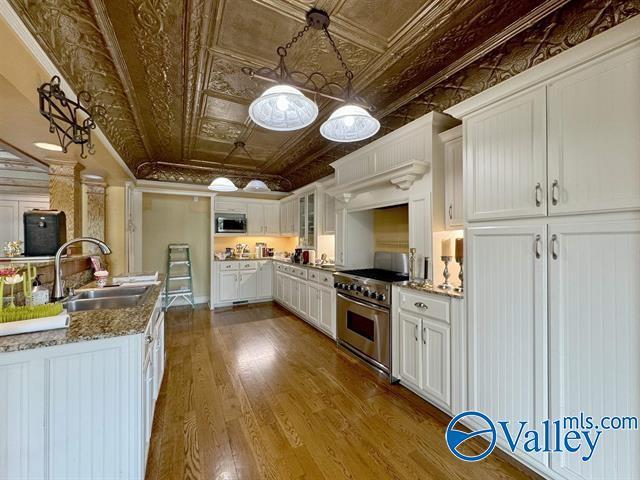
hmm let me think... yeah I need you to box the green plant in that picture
[0,303,64,323]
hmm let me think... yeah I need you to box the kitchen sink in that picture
[64,285,153,312]
[72,285,150,299]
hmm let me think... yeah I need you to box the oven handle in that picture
[336,292,389,313]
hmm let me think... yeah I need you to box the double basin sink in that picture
[64,285,153,312]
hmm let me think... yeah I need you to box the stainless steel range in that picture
[333,252,409,376]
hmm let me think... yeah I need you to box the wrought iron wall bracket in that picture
[37,76,104,158]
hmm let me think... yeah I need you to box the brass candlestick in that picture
[454,257,464,292]
[439,256,453,290]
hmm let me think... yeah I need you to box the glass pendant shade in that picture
[243,179,271,192]
[208,177,237,192]
[249,85,318,131]
[320,104,380,142]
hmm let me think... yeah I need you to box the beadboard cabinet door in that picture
[464,87,547,221]
[548,44,640,216]
[548,220,640,480]
[466,224,548,469]
[0,358,45,479]
[399,310,422,389]
[319,286,335,337]
[443,132,464,229]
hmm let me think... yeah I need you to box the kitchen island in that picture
[0,280,165,480]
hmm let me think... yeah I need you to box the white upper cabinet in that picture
[322,192,335,234]
[263,203,280,235]
[547,44,640,216]
[441,126,463,229]
[548,219,640,480]
[464,87,547,221]
[247,202,280,235]
[247,203,264,234]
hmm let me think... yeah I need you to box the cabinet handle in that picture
[414,302,428,310]
[535,183,542,207]
[551,180,559,206]
[551,234,559,260]
[422,326,426,345]
[535,234,542,259]
[448,204,453,219]
[145,335,153,344]
[414,324,418,341]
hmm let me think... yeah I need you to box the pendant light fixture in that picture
[249,85,318,131]
[208,177,237,192]
[208,140,271,193]
[243,179,271,192]
[243,9,378,142]
[320,104,380,142]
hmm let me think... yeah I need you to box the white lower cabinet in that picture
[0,298,165,479]
[318,287,335,335]
[214,261,272,306]
[548,220,640,480]
[467,224,549,469]
[467,218,640,479]
[273,262,336,339]
[395,290,458,414]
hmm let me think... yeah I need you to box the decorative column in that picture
[82,176,107,254]
[48,159,83,253]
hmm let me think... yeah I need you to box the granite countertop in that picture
[0,278,164,353]
[0,254,90,267]
[395,280,464,299]
[215,256,342,272]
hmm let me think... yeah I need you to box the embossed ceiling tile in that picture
[202,95,249,123]
[335,0,435,42]
[198,118,245,142]
[8,0,149,168]
[365,0,543,106]
[102,0,185,161]
[205,54,260,101]
[217,0,303,61]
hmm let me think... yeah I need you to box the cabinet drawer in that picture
[240,261,257,270]
[291,267,307,280]
[399,290,450,323]
[307,269,320,282]
[318,271,334,286]
[219,262,239,271]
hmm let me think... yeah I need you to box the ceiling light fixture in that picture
[37,76,105,158]
[244,179,271,193]
[208,177,237,192]
[208,140,272,193]
[243,9,379,142]
[33,142,64,152]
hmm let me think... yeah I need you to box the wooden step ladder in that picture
[165,244,194,309]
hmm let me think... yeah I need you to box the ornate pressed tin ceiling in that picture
[8,0,640,190]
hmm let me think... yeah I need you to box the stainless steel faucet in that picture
[52,237,112,300]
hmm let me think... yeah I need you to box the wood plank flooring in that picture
[145,302,537,480]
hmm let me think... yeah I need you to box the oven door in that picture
[337,292,390,371]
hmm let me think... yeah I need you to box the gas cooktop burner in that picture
[340,268,409,283]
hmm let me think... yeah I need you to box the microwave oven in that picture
[215,213,247,233]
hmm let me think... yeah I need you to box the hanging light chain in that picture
[322,26,354,81]
[281,24,311,54]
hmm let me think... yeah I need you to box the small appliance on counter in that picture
[255,242,267,258]
[293,247,315,264]
[23,210,67,256]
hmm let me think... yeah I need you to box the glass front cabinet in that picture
[298,191,316,248]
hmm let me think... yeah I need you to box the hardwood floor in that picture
[146,302,537,480]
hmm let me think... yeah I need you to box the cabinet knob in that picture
[414,302,428,309]
[145,335,153,344]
